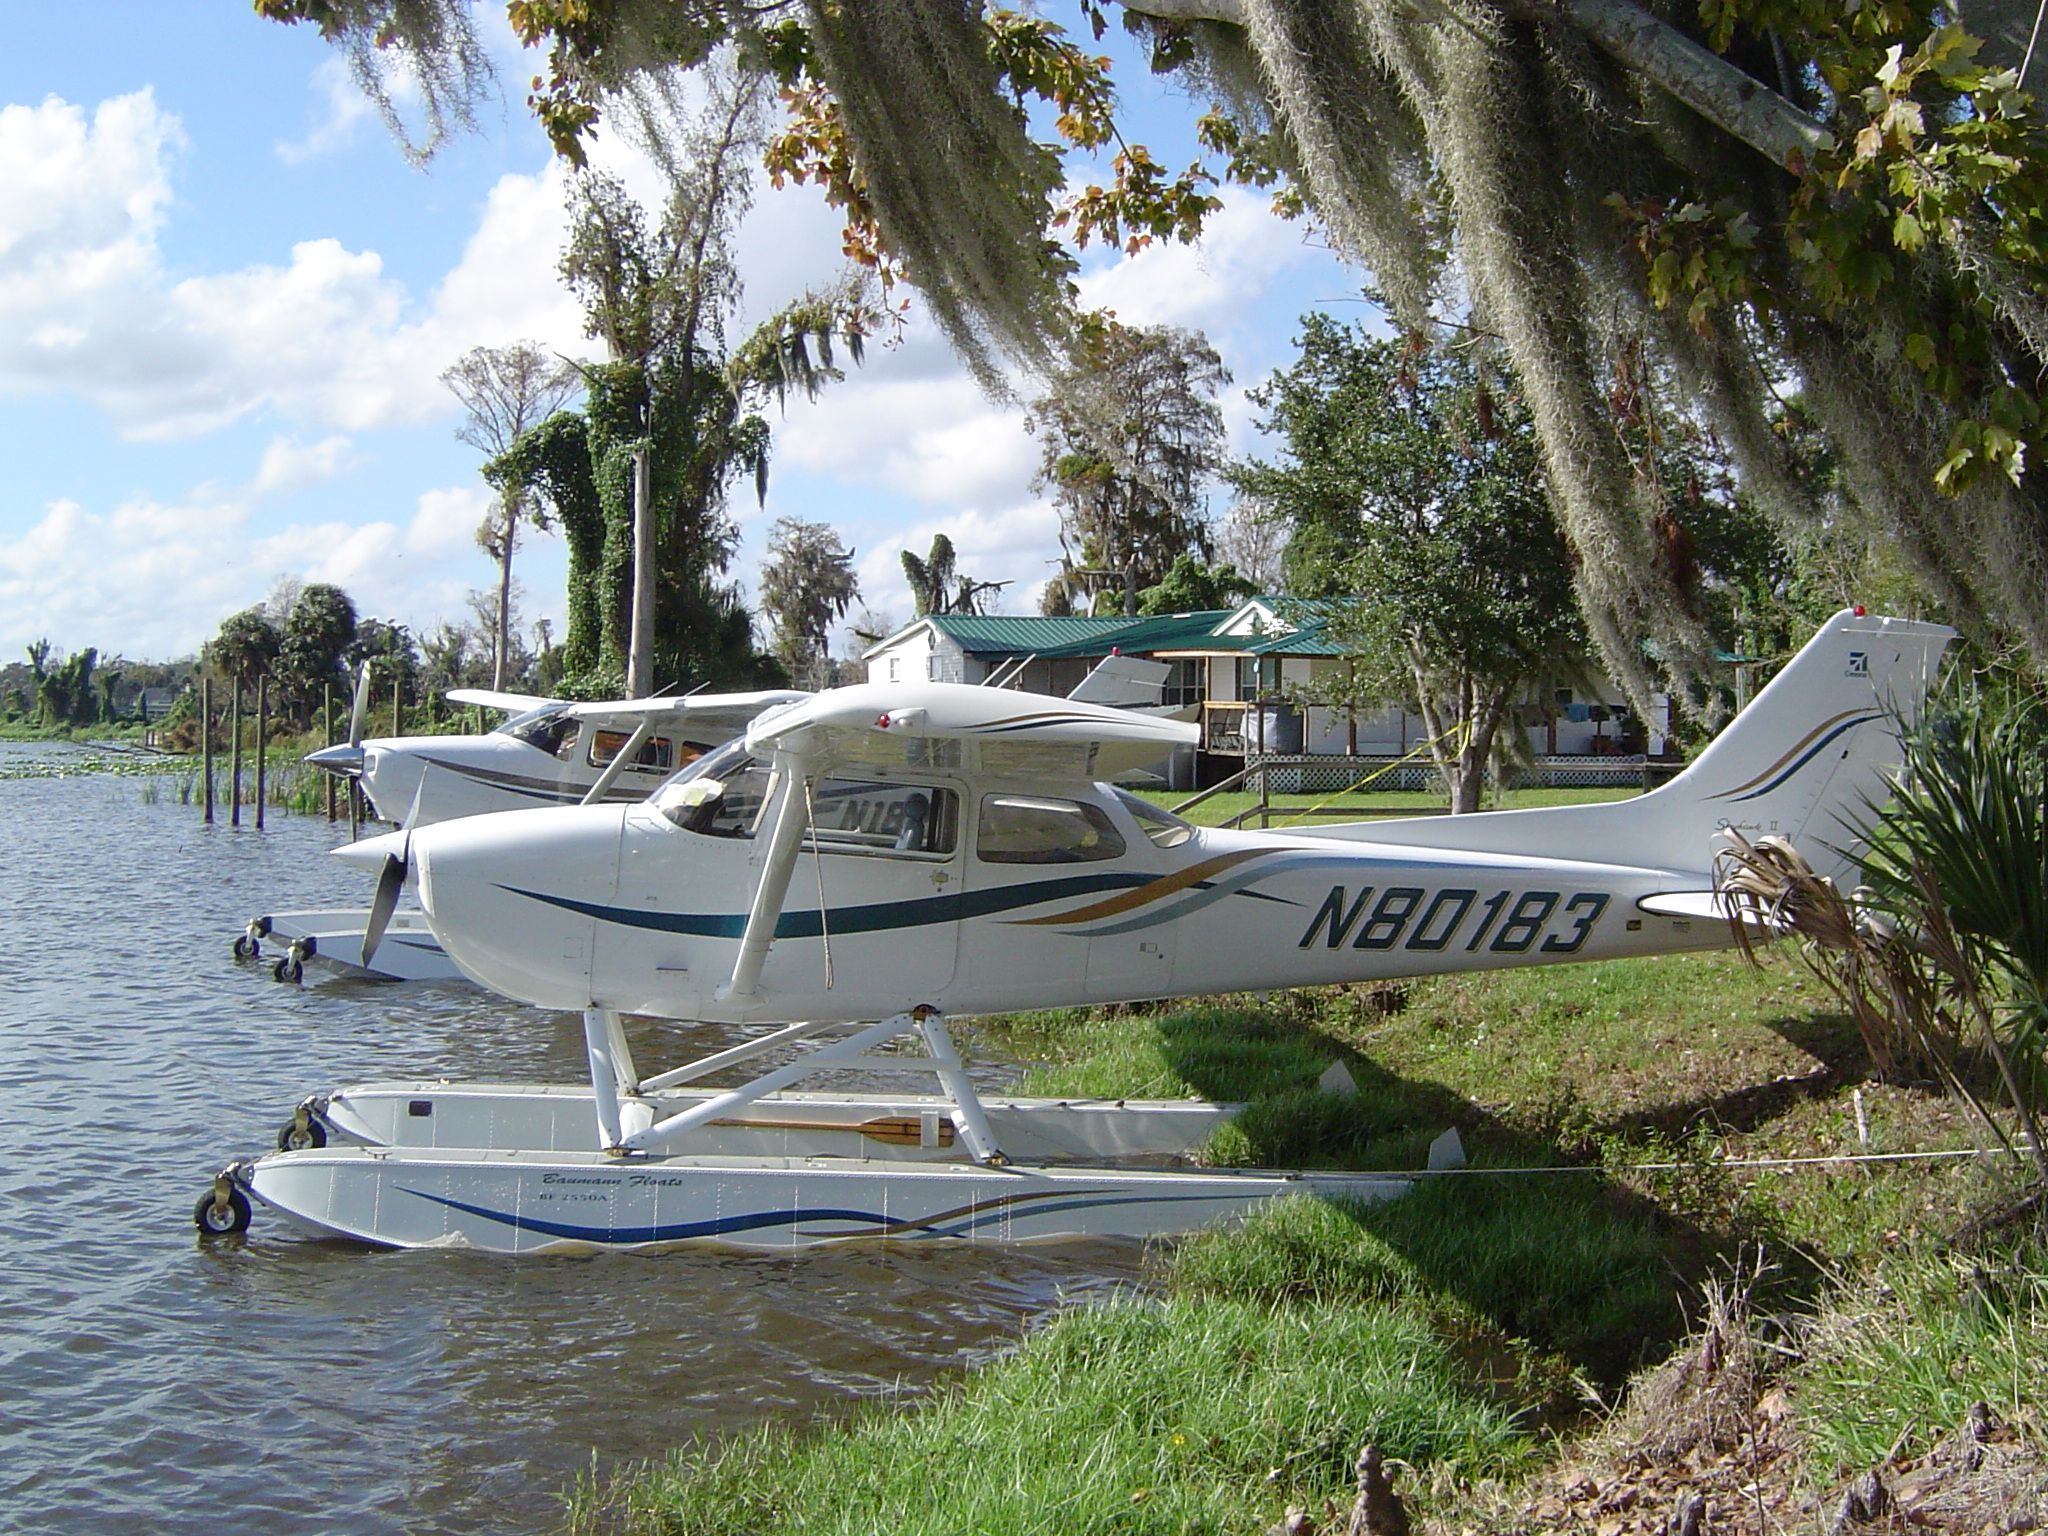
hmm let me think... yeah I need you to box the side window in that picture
[808,779,958,856]
[588,729,675,772]
[977,794,1127,864]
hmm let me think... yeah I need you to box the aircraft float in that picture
[199,610,1951,1252]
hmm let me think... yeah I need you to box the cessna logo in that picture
[1846,651,1868,677]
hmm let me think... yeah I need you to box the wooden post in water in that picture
[323,682,336,821]
[201,677,214,824]
[348,680,361,840]
[254,675,268,830]
[229,684,242,827]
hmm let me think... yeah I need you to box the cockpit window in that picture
[497,704,577,756]
[588,728,678,773]
[654,754,958,852]
[652,744,771,836]
[1112,788,1196,849]
[977,794,1126,864]
[808,780,958,856]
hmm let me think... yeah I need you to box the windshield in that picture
[1112,787,1196,849]
[496,703,576,754]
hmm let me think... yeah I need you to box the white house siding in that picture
[864,625,969,686]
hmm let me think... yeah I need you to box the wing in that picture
[748,681,1197,781]
[564,689,811,735]
[445,688,557,714]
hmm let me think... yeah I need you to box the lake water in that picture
[0,744,1144,1534]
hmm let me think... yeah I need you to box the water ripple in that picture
[0,750,1145,1534]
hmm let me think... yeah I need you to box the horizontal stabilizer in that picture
[1637,890,1772,928]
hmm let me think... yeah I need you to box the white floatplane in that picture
[236,681,806,982]
[201,610,1951,1251]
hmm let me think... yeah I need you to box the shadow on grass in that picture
[1128,1004,1825,1395]
[1587,1009,1861,1144]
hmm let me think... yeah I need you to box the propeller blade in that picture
[361,851,406,969]
[399,768,427,833]
[347,660,371,750]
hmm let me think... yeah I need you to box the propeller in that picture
[360,771,427,970]
[348,658,371,750]
[306,660,374,779]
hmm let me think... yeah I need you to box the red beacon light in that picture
[1853,604,1867,616]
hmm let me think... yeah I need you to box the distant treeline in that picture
[1,642,196,728]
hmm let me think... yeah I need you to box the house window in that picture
[1162,659,1202,708]
[977,794,1126,864]
[889,656,901,682]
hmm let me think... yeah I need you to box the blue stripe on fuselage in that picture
[500,870,1159,939]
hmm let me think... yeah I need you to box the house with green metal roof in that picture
[862,600,1659,775]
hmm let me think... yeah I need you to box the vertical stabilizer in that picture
[1652,609,1953,882]
[1296,610,1953,886]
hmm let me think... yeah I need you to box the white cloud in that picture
[251,435,357,498]
[274,55,379,165]
[0,88,600,443]
[0,449,516,659]
[0,91,179,270]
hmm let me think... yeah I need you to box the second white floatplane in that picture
[206,1007,1433,1250]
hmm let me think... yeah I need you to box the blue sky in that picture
[0,4,1362,666]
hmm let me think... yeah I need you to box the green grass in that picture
[572,1293,1530,1535]
[597,951,2045,1532]
[1795,1240,2048,1472]
[1169,1182,1683,1388]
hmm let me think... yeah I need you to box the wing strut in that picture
[718,750,811,1002]
[578,718,654,807]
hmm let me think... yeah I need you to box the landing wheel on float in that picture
[193,1181,252,1236]
[276,1116,327,1152]
[271,956,303,985]
[235,917,272,961]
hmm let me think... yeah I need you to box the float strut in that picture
[582,1008,630,1151]
[915,1008,1005,1166]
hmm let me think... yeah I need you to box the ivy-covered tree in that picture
[901,533,1006,617]
[1237,314,1584,812]
[523,67,874,695]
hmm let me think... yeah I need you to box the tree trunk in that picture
[627,448,655,697]
[494,488,517,692]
